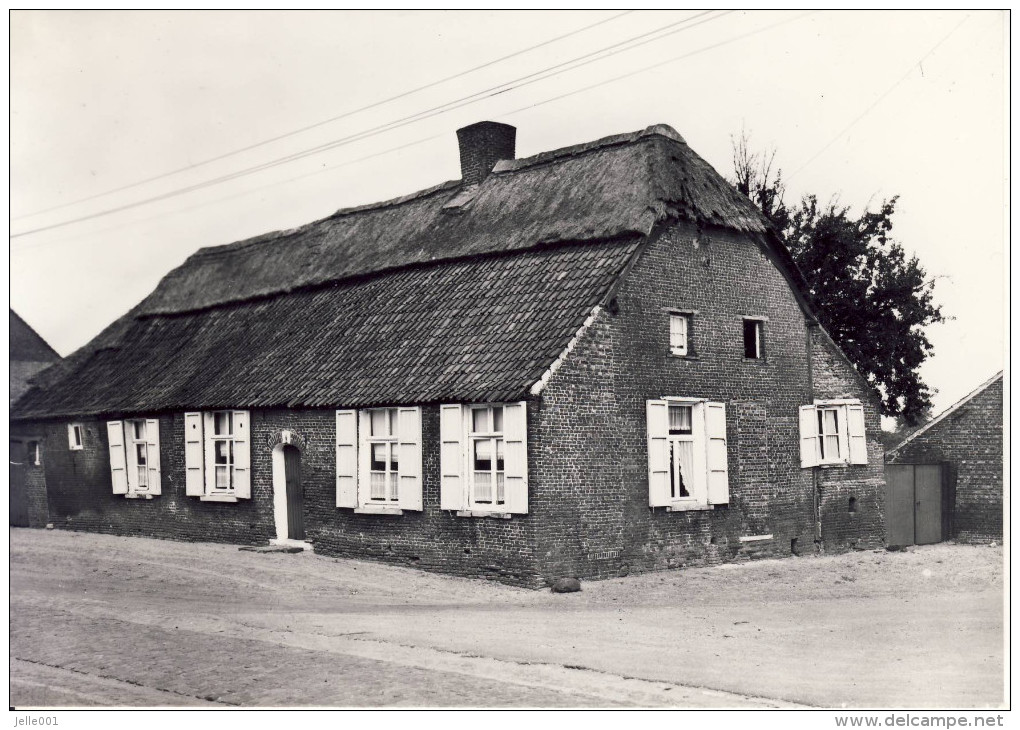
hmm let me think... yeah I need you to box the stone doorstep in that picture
[239,539,312,554]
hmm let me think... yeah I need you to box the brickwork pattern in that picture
[534,222,885,581]
[809,328,886,551]
[32,408,542,587]
[887,376,1003,543]
[36,415,274,545]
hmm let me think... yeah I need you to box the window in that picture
[211,411,235,492]
[68,423,84,450]
[743,319,764,359]
[183,411,250,501]
[669,313,691,356]
[368,408,400,504]
[438,402,528,516]
[127,420,150,492]
[334,407,423,512]
[647,399,729,510]
[469,405,506,509]
[107,418,161,497]
[799,400,868,467]
[27,441,40,466]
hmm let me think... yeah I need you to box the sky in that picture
[9,10,1007,419]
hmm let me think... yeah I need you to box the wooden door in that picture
[283,446,305,541]
[884,463,946,546]
[885,464,915,547]
[10,440,30,527]
[914,464,943,545]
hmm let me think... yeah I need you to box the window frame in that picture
[210,410,236,494]
[126,418,151,493]
[68,423,84,451]
[467,404,507,511]
[27,441,41,466]
[800,399,868,468]
[742,317,766,360]
[364,407,401,506]
[666,309,697,358]
[663,398,709,508]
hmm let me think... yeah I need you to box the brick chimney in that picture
[456,121,516,186]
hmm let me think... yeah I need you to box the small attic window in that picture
[743,319,765,359]
[68,423,84,451]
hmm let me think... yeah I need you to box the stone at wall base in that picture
[551,577,582,593]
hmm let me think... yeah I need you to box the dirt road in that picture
[9,529,1004,708]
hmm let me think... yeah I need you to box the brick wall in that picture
[887,376,1003,543]
[36,415,274,545]
[533,222,885,582]
[10,426,49,528]
[809,327,886,551]
[255,407,540,586]
[30,408,542,586]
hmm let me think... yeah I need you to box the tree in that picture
[731,134,946,425]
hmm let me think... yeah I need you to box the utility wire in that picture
[787,15,970,180]
[11,10,729,240]
[12,10,635,222]
[13,11,807,252]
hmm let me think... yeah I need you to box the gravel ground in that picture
[9,528,1005,708]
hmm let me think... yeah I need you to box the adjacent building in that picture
[10,309,60,527]
[11,122,886,585]
[887,372,1003,544]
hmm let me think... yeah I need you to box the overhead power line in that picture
[787,15,970,180]
[12,11,810,252]
[11,10,730,240]
[12,10,635,223]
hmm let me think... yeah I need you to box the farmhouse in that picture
[11,122,885,586]
[886,372,1003,544]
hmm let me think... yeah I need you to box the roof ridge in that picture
[185,124,684,262]
[492,124,685,175]
[887,370,1004,454]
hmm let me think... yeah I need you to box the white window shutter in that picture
[335,409,358,508]
[107,421,128,495]
[232,410,251,499]
[440,404,467,511]
[145,418,162,495]
[846,403,868,464]
[184,412,205,496]
[504,401,529,514]
[397,406,423,511]
[646,400,670,507]
[705,401,729,505]
[799,405,820,469]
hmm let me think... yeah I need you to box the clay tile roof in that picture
[13,124,776,419]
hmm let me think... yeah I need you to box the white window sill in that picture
[200,493,238,503]
[456,510,513,519]
[69,446,83,452]
[354,505,404,516]
[666,501,711,512]
[124,493,155,500]
[818,460,850,469]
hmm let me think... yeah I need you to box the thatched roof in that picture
[139,125,767,316]
[14,123,792,420]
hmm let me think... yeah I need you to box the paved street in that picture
[9,529,1004,708]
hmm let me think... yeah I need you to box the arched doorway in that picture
[271,441,307,545]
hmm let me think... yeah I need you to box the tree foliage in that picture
[731,134,946,425]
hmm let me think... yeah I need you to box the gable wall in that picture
[534,221,885,581]
[808,327,886,549]
[887,377,1003,543]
